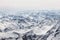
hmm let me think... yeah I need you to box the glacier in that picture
[0,9,60,40]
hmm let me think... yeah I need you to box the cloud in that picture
[0,0,60,9]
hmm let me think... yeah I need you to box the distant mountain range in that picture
[0,9,60,40]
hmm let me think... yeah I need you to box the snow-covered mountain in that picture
[0,9,60,40]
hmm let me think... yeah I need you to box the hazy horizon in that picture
[0,0,60,10]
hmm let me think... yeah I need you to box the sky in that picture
[0,0,60,9]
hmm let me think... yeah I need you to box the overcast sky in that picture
[0,0,60,9]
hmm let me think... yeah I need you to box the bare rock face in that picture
[0,9,60,40]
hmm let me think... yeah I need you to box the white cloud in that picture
[0,0,60,9]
